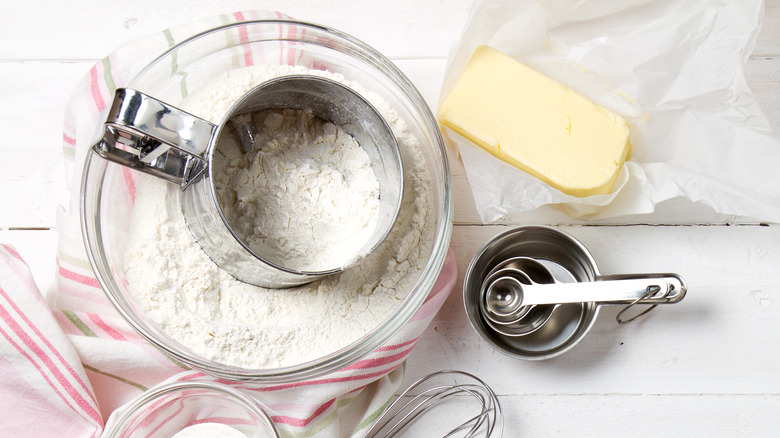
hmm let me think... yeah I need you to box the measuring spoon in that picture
[479,258,560,336]
[484,259,686,320]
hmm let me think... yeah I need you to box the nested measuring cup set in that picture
[463,226,687,360]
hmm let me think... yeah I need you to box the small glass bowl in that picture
[80,19,452,382]
[102,380,279,438]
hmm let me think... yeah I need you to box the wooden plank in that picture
[3,0,776,61]
[0,3,778,436]
[4,0,775,62]
[745,56,780,129]
[755,0,780,56]
[387,393,780,436]
[0,62,89,228]
[1,57,777,228]
[406,224,780,395]
[0,0,473,61]
[2,3,779,228]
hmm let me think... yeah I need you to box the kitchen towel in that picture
[0,244,102,437]
[1,10,456,438]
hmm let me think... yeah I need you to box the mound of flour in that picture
[216,108,381,272]
[123,65,435,369]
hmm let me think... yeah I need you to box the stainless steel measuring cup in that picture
[482,257,685,337]
[479,261,559,337]
[463,226,688,360]
[92,75,403,288]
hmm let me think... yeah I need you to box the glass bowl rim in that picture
[101,380,279,438]
[80,17,453,382]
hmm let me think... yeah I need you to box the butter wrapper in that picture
[440,0,780,223]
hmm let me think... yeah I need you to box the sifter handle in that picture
[92,88,216,187]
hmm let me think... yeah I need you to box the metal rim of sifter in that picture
[198,75,405,286]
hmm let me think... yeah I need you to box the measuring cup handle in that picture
[598,273,687,304]
[92,88,217,186]
[606,273,687,324]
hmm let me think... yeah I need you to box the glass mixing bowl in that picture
[102,380,279,438]
[80,19,452,382]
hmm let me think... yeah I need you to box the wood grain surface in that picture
[1,1,779,436]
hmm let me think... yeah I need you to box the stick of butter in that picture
[439,45,631,197]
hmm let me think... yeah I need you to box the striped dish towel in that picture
[0,10,457,438]
[0,244,102,437]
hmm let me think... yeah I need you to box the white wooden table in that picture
[2,1,779,436]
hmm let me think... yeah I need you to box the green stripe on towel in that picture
[82,363,148,392]
[58,250,92,271]
[101,57,117,96]
[61,310,97,337]
[353,395,395,435]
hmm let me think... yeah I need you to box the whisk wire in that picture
[376,385,460,437]
[363,370,503,438]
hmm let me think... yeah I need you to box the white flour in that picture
[215,108,380,272]
[171,423,246,438]
[123,65,434,369]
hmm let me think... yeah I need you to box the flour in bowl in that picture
[123,65,435,368]
[215,108,380,272]
[171,423,246,438]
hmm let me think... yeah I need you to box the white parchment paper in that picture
[439,0,780,222]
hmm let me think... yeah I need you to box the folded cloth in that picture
[0,244,101,437]
[2,10,457,438]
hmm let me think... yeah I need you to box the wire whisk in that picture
[363,370,503,437]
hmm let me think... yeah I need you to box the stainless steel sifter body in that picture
[92,75,403,288]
